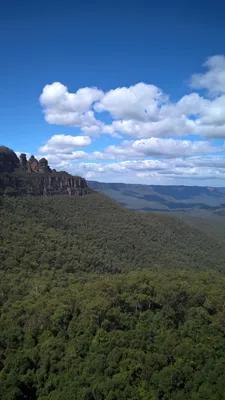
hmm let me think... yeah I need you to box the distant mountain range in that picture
[88,181,225,211]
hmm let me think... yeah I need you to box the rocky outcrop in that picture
[37,174,90,196]
[20,154,52,174]
[0,145,91,197]
[39,158,52,174]
[0,146,19,173]
[28,155,40,173]
[19,153,28,170]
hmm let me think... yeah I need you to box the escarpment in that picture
[0,146,90,196]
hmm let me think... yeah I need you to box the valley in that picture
[1,147,225,399]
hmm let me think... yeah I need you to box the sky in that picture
[1,0,225,185]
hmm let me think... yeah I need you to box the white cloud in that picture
[40,83,103,132]
[39,134,91,154]
[40,82,104,112]
[94,82,167,121]
[81,125,101,136]
[40,56,225,139]
[190,55,225,96]
[102,92,225,139]
[48,151,87,162]
[88,138,224,160]
[131,138,222,157]
[68,156,225,185]
[36,55,225,185]
[109,117,195,138]
[35,152,87,170]
[101,124,122,139]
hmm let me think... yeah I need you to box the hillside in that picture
[1,192,224,274]
[2,147,225,399]
[172,209,225,245]
[2,193,225,398]
[88,180,225,211]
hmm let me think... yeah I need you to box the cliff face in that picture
[32,174,90,196]
[0,146,90,197]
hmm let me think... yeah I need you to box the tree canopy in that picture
[1,192,225,399]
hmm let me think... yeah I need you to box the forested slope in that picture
[0,191,224,273]
[1,192,225,399]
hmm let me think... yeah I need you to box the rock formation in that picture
[37,175,90,196]
[0,146,19,173]
[39,158,52,174]
[0,145,90,197]
[19,153,28,170]
[28,155,40,173]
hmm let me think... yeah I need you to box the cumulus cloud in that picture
[40,57,225,139]
[40,83,103,132]
[94,82,167,121]
[40,82,104,112]
[89,138,224,160]
[108,117,196,138]
[39,134,91,154]
[81,125,101,136]
[190,55,225,96]
[37,55,225,184]
[69,156,225,185]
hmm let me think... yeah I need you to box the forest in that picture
[1,191,225,399]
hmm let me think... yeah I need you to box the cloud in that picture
[89,138,224,160]
[101,124,123,139]
[94,82,167,121]
[69,156,225,185]
[40,83,103,131]
[39,134,91,154]
[47,151,87,162]
[108,117,196,138]
[40,82,104,112]
[130,138,223,158]
[190,55,225,96]
[103,92,225,139]
[40,57,225,139]
[81,125,101,136]
[37,55,225,185]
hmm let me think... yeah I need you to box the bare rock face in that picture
[28,156,40,173]
[19,153,28,170]
[0,146,19,173]
[0,145,91,197]
[39,158,52,174]
[41,174,90,196]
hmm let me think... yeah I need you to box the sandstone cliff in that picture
[0,146,90,197]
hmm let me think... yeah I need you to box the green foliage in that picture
[2,269,225,399]
[0,192,224,274]
[1,192,225,399]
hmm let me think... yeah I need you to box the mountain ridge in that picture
[88,180,225,211]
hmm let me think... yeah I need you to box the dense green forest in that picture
[1,192,225,399]
[1,192,224,274]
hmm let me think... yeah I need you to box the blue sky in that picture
[1,0,225,185]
